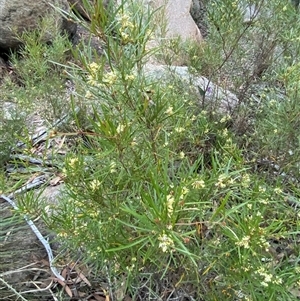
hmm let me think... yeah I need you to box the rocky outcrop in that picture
[143,64,238,113]
[0,0,77,52]
[150,0,203,43]
[0,200,59,300]
[190,0,208,38]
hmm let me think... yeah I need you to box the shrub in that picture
[2,0,299,300]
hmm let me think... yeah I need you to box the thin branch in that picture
[19,279,54,295]
[0,277,29,301]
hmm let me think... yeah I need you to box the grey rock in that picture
[143,64,238,113]
[190,0,209,38]
[240,2,261,24]
[2,102,22,121]
[0,202,57,296]
[39,184,65,207]
[145,0,203,43]
[240,0,299,24]
[0,0,77,52]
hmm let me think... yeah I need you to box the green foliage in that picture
[1,0,299,300]
[253,86,300,179]
[6,16,73,122]
[12,17,72,87]
[187,0,300,99]
[0,118,22,167]
[0,16,74,167]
